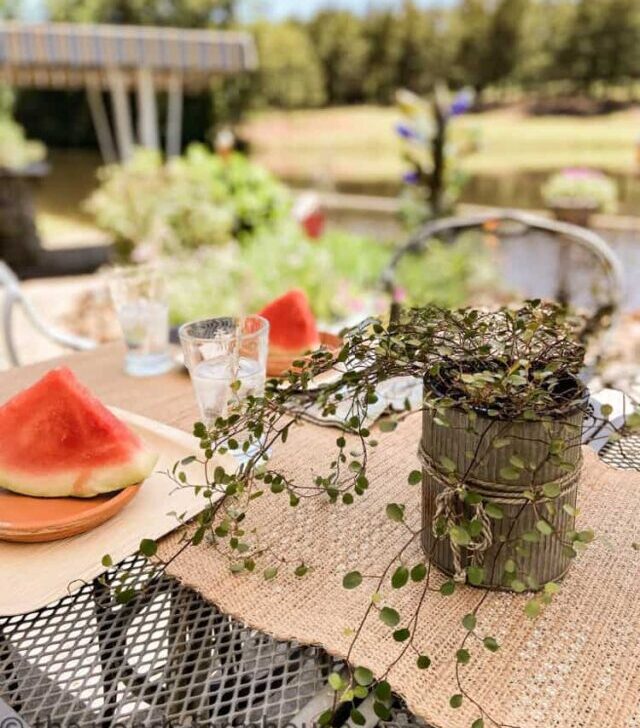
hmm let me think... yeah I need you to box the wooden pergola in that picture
[0,21,258,161]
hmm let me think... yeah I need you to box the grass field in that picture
[242,105,640,187]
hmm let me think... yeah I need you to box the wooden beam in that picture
[136,67,159,150]
[85,83,117,163]
[166,74,183,158]
[107,69,135,161]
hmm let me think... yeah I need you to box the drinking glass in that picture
[179,316,269,428]
[108,265,172,377]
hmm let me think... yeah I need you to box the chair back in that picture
[381,209,623,353]
[0,261,95,367]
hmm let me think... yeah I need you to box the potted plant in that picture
[120,299,630,724]
[542,168,617,227]
[0,115,47,271]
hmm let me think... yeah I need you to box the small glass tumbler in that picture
[108,265,173,377]
[179,316,269,429]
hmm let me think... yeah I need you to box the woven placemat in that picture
[159,416,640,728]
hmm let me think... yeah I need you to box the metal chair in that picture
[0,261,96,367]
[381,209,624,346]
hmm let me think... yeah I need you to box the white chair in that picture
[0,261,96,367]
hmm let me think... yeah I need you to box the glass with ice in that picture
[108,265,172,377]
[179,316,269,433]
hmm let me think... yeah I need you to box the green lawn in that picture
[242,105,640,186]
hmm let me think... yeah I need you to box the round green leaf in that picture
[450,526,471,547]
[139,539,157,557]
[328,672,343,691]
[386,503,405,522]
[483,636,500,652]
[450,694,463,709]
[354,666,374,686]
[456,648,471,664]
[472,719,485,728]
[440,580,455,596]
[408,470,422,485]
[467,565,485,586]
[343,571,363,589]
[525,599,541,619]
[462,613,477,631]
[536,519,553,536]
[543,482,561,499]
[380,606,400,627]
[391,565,409,589]
[410,563,427,582]
[350,709,366,726]
[373,701,391,720]
[416,654,431,669]
[375,680,392,701]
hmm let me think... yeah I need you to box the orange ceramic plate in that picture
[0,484,141,543]
[267,331,342,378]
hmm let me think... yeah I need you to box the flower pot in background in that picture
[551,202,599,228]
[542,168,618,229]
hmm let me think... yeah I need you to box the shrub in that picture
[0,116,46,172]
[252,21,326,109]
[541,168,618,213]
[86,145,290,259]
[166,224,390,325]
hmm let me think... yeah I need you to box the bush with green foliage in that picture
[86,145,290,259]
[0,113,46,172]
[166,224,390,325]
[252,21,326,109]
[541,168,618,212]
[166,222,497,326]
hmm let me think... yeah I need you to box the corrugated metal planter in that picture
[420,377,584,592]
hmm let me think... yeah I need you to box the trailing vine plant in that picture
[110,300,640,728]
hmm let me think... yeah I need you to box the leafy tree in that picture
[452,0,492,92]
[362,9,404,104]
[48,0,235,27]
[308,10,368,104]
[252,22,326,109]
[395,2,454,94]
[557,0,640,89]
[515,0,574,86]
[483,0,528,87]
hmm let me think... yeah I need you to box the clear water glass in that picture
[179,316,269,431]
[108,266,172,377]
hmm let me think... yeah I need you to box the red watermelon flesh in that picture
[259,289,320,352]
[0,367,157,498]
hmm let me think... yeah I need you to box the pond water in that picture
[35,149,640,222]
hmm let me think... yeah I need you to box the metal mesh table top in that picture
[1,436,638,728]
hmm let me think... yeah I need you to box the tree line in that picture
[251,0,640,108]
[5,0,640,148]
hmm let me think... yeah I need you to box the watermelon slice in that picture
[0,367,158,498]
[259,289,320,353]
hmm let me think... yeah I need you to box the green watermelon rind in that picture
[0,448,158,498]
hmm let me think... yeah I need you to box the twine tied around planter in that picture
[417,441,582,583]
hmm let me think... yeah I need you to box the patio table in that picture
[0,344,428,728]
[0,344,638,728]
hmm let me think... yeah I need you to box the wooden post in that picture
[107,69,135,161]
[136,67,159,150]
[166,74,183,158]
[85,83,117,163]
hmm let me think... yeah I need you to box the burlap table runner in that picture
[159,416,640,728]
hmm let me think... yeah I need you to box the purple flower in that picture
[450,89,474,116]
[403,170,420,185]
[395,122,420,140]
